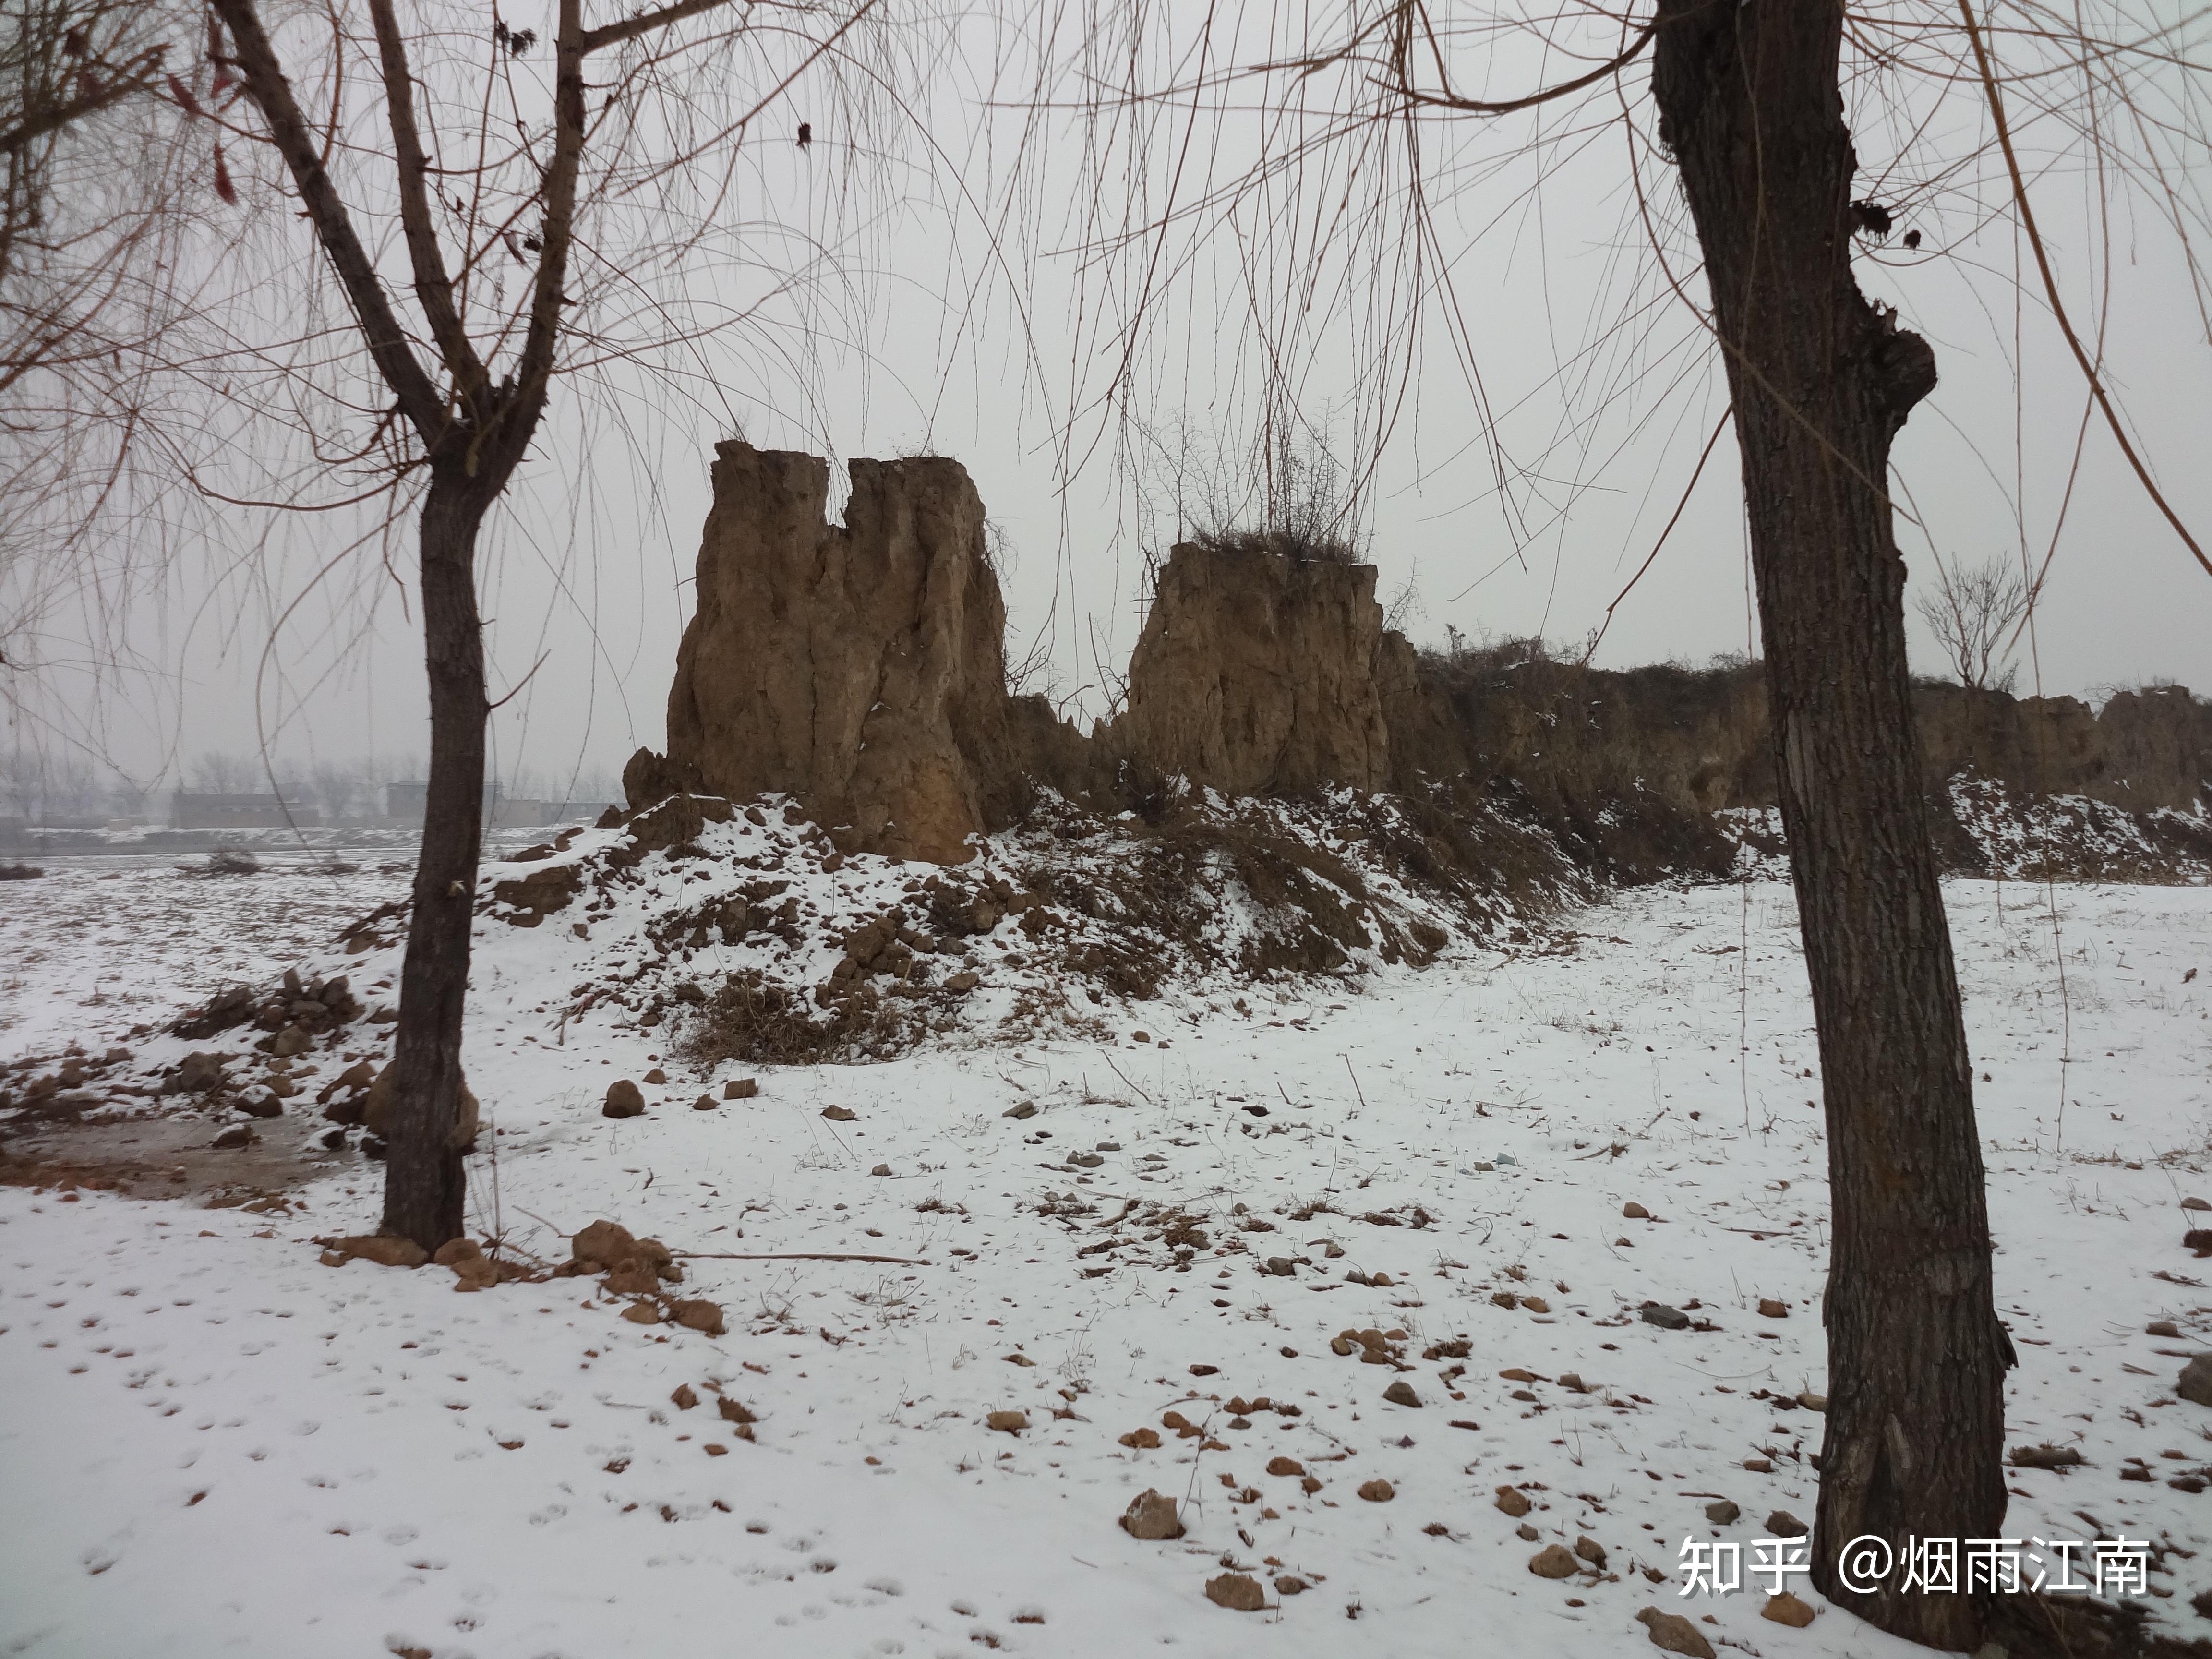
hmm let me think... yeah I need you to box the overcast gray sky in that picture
[8,0,2208,802]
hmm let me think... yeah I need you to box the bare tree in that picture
[1014,1,2208,1644]
[1916,553,2026,692]
[204,0,914,1249]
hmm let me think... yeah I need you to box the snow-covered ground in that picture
[3,851,2210,1659]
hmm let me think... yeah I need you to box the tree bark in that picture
[1652,3,2012,1647]
[380,469,496,1250]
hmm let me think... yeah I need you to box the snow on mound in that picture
[451,784,1584,1070]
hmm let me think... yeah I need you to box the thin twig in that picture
[673,1250,932,1265]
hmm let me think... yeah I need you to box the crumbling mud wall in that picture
[631,441,2210,871]
[1106,544,1392,795]
[658,443,1025,864]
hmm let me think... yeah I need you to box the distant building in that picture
[385,781,503,821]
[171,792,320,830]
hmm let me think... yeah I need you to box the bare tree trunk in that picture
[1652,3,2013,1647]
[380,469,494,1250]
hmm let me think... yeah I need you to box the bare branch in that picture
[210,0,446,441]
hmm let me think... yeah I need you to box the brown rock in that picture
[945,970,980,993]
[326,1234,429,1269]
[1204,1573,1267,1611]
[573,1218,640,1265]
[1119,1489,1184,1540]
[602,1079,646,1118]
[176,1051,228,1092]
[433,1237,483,1266]
[211,1124,254,1149]
[1273,1575,1308,1596]
[2180,1354,2212,1407]
[270,1025,313,1058]
[724,1077,759,1100]
[869,1163,893,1177]
[1767,1510,1807,1537]
[1623,1201,1650,1219]
[1575,1536,1607,1568]
[1763,1592,1815,1627]
[692,1094,717,1111]
[717,1396,758,1425]
[644,1067,668,1085]
[621,1300,661,1324]
[604,1264,661,1297]
[1300,1475,1322,1495]
[986,1410,1028,1433]
[1704,1500,1740,1525]
[673,1300,725,1335]
[1528,1544,1578,1578]
[671,1384,699,1410]
[1636,1607,1718,1657]
[362,1064,480,1149]
[2148,1319,2181,1338]
[1119,1428,1162,1450]
[451,1257,497,1292]
[822,1105,857,1121]
[1520,1296,1551,1314]
[1495,1485,1532,1517]
[1357,1479,1395,1503]
[1266,1457,1305,1478]
[1382,1380,1421,1408]
[1758,1298,1789,1319]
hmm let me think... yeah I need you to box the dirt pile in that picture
[657,443,1026,864]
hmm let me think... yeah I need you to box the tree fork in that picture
[1651,1,2013,1647]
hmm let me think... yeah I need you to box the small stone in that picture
[1273,1575,1308,1596]
[1204,1573,1266,1611]
[235,1090,283,1118]
[603,1079,646,1118]
[211,1124,254,1149]
[716,1396,757,1425]
[270,1025,312,1058]
[1382,1380,1421,1408]
[452,1257,496,1291]
[869,1163,893,1177]
[1795,1390,1827,1412]
[2186,1197,2212,1212]
[1495,1485,1531,1517]
[621,1300,661,1324]
[1517,1522,1540,1542]
[986,1410,1028,1434]
[1576,1536,1607,1568]
[671,1384,698,1410]
[1766,1510,1807,1538]
[2148,1320,2182,1338]
[672,1299,724,1335]
[692,1094,716,1111]
[327,1234,429,1268]
[1636,1606,1718,1657]
[1300,1476,1322,1494]
[822,1106,857,1121]
[1623,1201,1650,1219]
[318,1249,348,1267]
[1528,1544,1578,1578]
[644,1067,667,1084]
[1520,1295,1551,1314]
[1003,1102,1037,1119]
[1266,1257,1298,1276]
[723,1077,759,1100]
[176,1051,228,1092]
[1357,1479,1395,1503]
[1762,1592,1816,1628]
[1743,1457,1773,1473]
[1758,1298,1789,1319]
[433,1237,483,1267]
[1119,1489,1184,1540]
[1704,1500,1740,1526]
[946,971,980,993]
[1266,1456,1304,1477]
[1120,1428,1162,1449]
[1641,1303,1690,1330]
